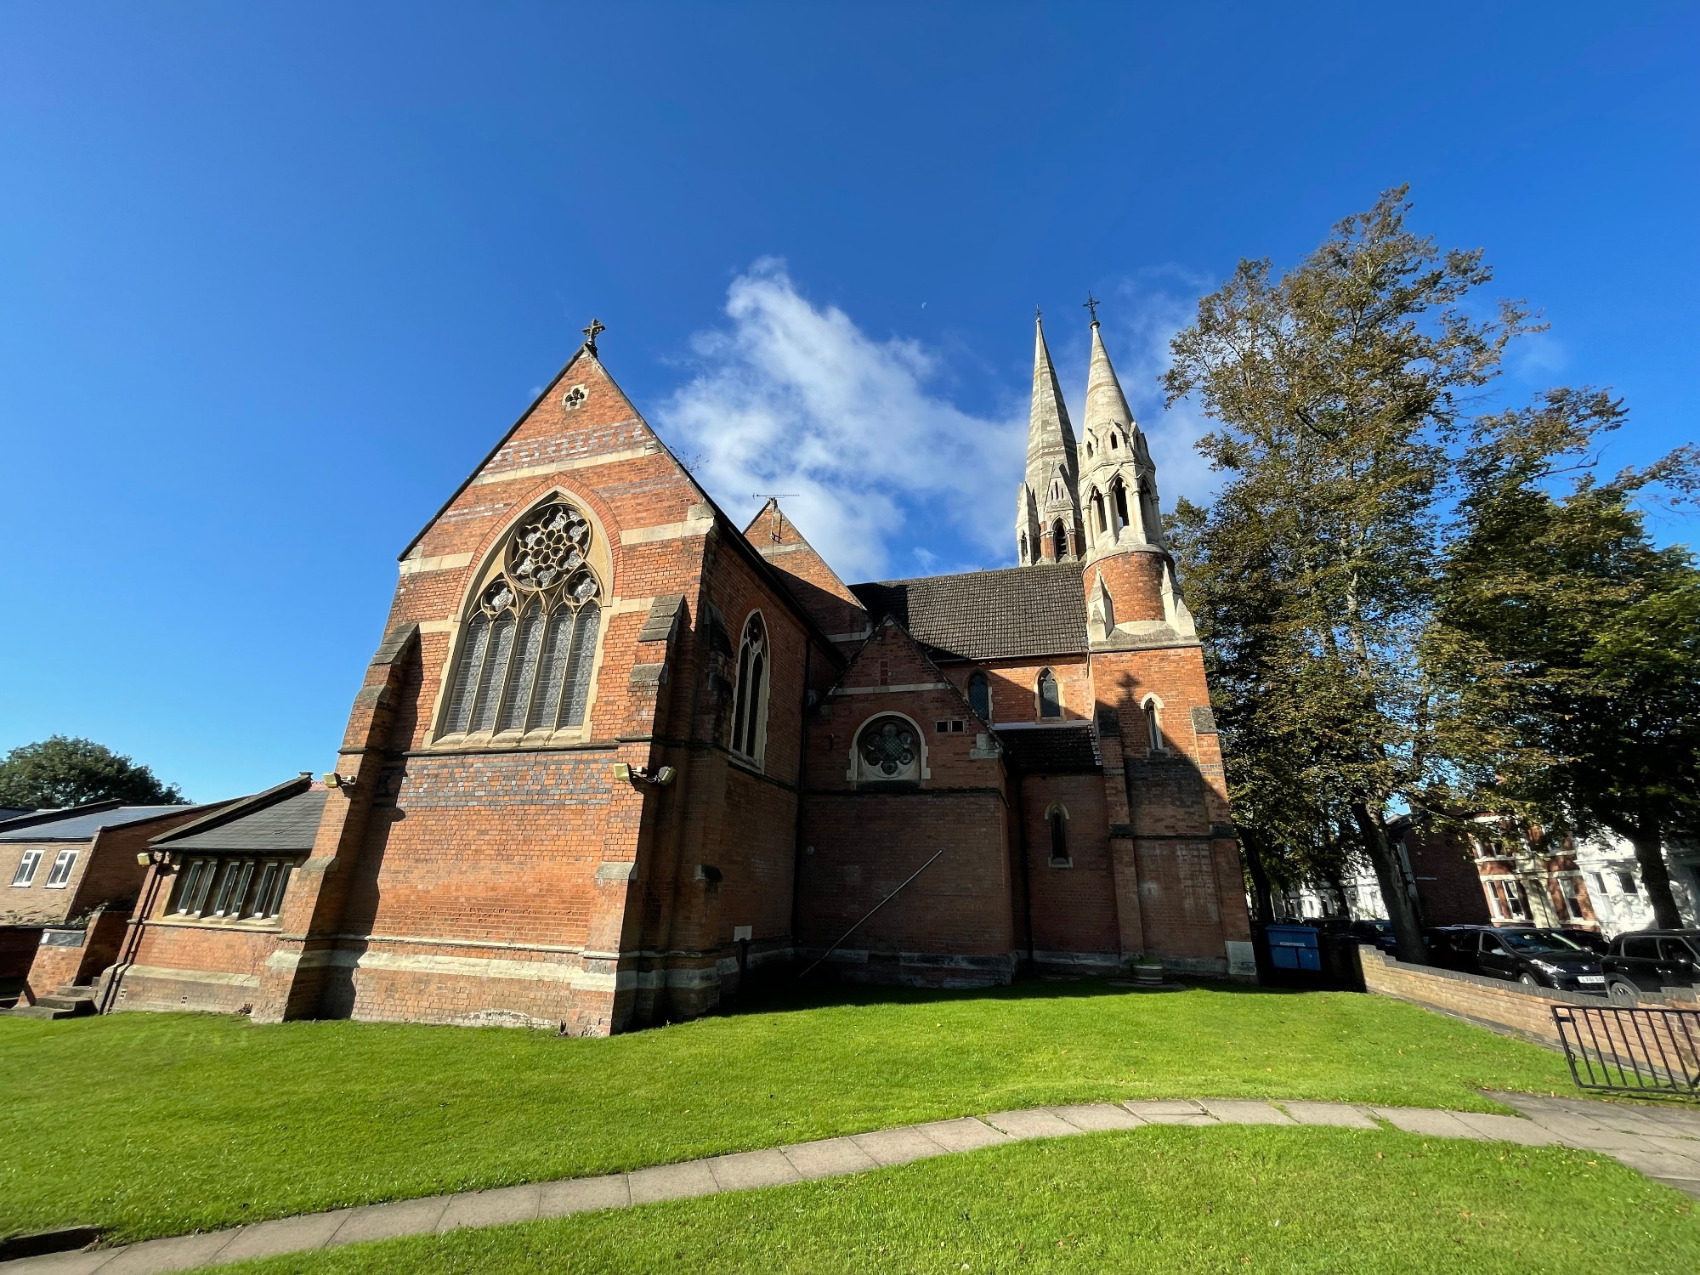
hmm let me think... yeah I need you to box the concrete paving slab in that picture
[536,1174,629,1219]
[706,1148,802,1192]
[1123,1099,1217,1125]
[1281,1102,1377,1129]
[1611,1149,1700,1180]
[628,1160,718,1206]
[914,1117,1010,1153]
[436,1185,542,1233]
[1641,1135,1700,1158]
[213,1211,351,1263]
[851,1126,950,1167]
[1648,1175,1700,1200]
[1052,1103,1147,1132]
[0,1251,116,1274]
[1528,1118,1645,1151]
[1450,1113,1559,1146]
[1200,1100,1294,1125]
[1641,1109,1700,1139]
[94,1232,236,1274]
[781,1136,880,1180]
[982,1108,1082,1140]
[1371,1107,1483,1138]
[324,1196,450,1249]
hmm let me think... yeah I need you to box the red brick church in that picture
[109,314,1253,1034]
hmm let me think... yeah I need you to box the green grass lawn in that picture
[0,980,1578,1245]
[224,1127,1699,1275]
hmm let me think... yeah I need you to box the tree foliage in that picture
[0,736,186,810]
[1425,393,1700,926]
[1164,186,1526,960]
[1170,185,1700,950]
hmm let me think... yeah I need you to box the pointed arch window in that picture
[1019,532,1029,564]
[730,613,769,764]
[1144,699,1164,752]
[968,672,991,723]
[1111,478,1130,531]
[1047,803,1070,865]
[1091,489,1107,536]
[439,500,603,740]
[1052,520,1068,560]
[1037,669,1061,719]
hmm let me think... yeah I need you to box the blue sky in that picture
[2,3,1695,802]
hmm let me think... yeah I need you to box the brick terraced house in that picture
[108,315,1254,1034]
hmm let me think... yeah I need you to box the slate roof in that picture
[995,724,1103,773]
[849,564,1086,661]
[0,805,199,842]
[164,790,328,853]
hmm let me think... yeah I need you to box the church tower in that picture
[1014,315,1083,565]
[1076,315,1193,641]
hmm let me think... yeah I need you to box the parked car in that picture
[1347,919,1397,955]
[1423,926,1479,972]
[1555,927,1608,954]
[1423,925,1605,992]
[1475,928,1606,992]
[1601,930,1700,1004]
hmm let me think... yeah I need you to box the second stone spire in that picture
[1014,315,1083,565]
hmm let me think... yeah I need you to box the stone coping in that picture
[6,1095,1697,1273]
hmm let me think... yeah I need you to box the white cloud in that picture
[657,260,1026,581]
[656,260,1225,582]
[1100,269,1222,513]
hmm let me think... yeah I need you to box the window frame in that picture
[167,855,300,925]
[967,671,992,724]
[44,849,78,889]
[728,610,771,769]
[430,495,610,750]
[10,848,42,887]
[1142,696,1165,753]
[1036,669,1062,719]
[851,713,926,786]
[1046,802,1071,867]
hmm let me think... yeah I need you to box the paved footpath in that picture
[8,1094,1699,1274]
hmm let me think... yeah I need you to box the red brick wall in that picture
[1019,774,1119,962]
[943,655,1092,727]
[1399,826,1494,927]
[1084,551,1166,623]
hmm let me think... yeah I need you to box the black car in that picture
[1348,919,1397,955]
[1437,926,1606,992]
[1601,930,1700,1003]
[1555,927,1608,955]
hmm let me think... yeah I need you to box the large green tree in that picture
[0,736,186,810]
[1164,187,1527,962]
[1426,392,1700,927]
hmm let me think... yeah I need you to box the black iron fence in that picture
[1552,1004,1700,1097]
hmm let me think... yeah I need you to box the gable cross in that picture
[582,317,606,354]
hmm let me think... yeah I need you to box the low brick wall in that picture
[1359,948,1695,1049]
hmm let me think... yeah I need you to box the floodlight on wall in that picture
[324,772,356,789]
[612,762,677,787]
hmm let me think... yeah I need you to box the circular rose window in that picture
[857,715,919,782]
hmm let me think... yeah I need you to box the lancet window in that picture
[1052,520,1068,560]
[438,500,603,740]
[1037,669,1061,719]
[730,612,768,764]
[1145,698,1164,752]
[1047,803,1070,865]
[968,672,991,723]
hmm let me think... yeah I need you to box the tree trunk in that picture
[1623,812,1683,930]
[1238,825,1276,926]
[1350,799,1427,963]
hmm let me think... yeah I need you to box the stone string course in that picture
[7,1094,1697,1273]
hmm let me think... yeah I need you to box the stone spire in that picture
[1015,314,1083,564]
[1076,313,1194,641]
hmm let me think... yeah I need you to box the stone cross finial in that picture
[1083,294,1100,325]
[582,318,606,353]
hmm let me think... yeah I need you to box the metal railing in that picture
[1552,1004,1700,1097]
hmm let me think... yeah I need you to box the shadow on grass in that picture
[720,969,1311,1022]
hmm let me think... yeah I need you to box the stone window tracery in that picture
[439,500,604,740]
[730,612,769,765]
[856,715,920,784]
